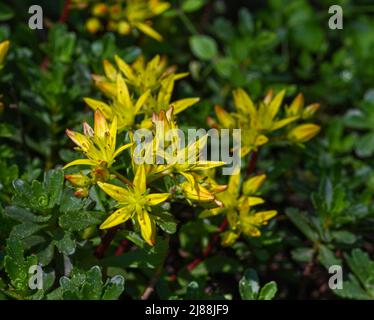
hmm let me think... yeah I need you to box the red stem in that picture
[246,151,258,177]
[115,239,129,256]
[187,218,228,271]
[59,0,72,23]
[94,227,119,259]
[186,151,259,272]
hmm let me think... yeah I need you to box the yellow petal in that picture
[182,183,215,202]
[146,193,169,206]
[97,181,129,202]
[117,73,132,108]
[303,103,320,119]
[214,105,236,128]
[252,210,278,225]
[0,40,10,66]
[94,110,109,139]
[66,129,91,151]
[242,225,261,237]
[134,90,151,114]
[133,165,146,194]
[100,207,133,229]
[138,210,156,246]
[172,97,200,114]
[134,22,163,42]
[287,93,304,117]
[271,116,299,131]
[268,89,285,119]
[65,174,91,187]
[193,161,226,171]
[221,231,239,247]
[233,88,256,117]
[243,174,266,195]
[228,173,240,196]
[288,124,321,142]
[180,172,195,186]
[114,54,136,82]
[103,59,117,81]
[255,134,269,146]
[113,142,133,160]
[63,159,98,169]
[158,75,174,108]
[248,196,265,206]
[84,98,113,119]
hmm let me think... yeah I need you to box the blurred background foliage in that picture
[1,0,374,300]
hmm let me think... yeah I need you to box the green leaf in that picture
[182,0,205,12]
[318,245,341,270]
[10,222,47,239]
[43,169,64,208]
[291,247,314,263]
[285,208,319,242]
[154,212,178,234]
[239,268,260,300]
[54,230,76,255]
[101,237,168,269]
[4,236,38,293]
[5,206,51,223]
[59,210,104,232]
[0,3,14,21]
[238,8,254,34]
[189,35,218,60]
[81,266,103,300]
[102,275,125,300]
[214,57,235,78]
[332,231,357,245]
[258,281,277,300]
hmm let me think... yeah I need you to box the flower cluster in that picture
[209,88,321,156]
[85,54,199,131]
[64,55,320,247]
[73,0,170,41]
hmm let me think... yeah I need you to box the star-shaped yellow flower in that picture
[64,110,132,170]
[98,165,169,245]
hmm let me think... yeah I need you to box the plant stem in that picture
[94,227,119,259]
[178,9,199,35]
[246,151,258,177]
[187,218,228,271]
[140,264,164,300]
[111,169,134,187]
[59,0,72,23]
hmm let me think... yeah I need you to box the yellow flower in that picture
[148,107,225,184]
[85,73,151,131]
[92,3,108,17]
[233,88,299,133]
[115,55,188,95]
[285,93,320,119]
[124,0,170,41]
[65,174,91,187]
[89,55,198,126]
[64,110,132,170]
[201,173,277,246]
[181,174,227,208]
[288,123,321,143]
[86,18,102,34]
[213,88,320,156]
[0,40,10,70]
[98,165,169,245]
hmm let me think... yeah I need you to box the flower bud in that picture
[288,124,321,143]
[86,18,101,34]
[65,174,91,187]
